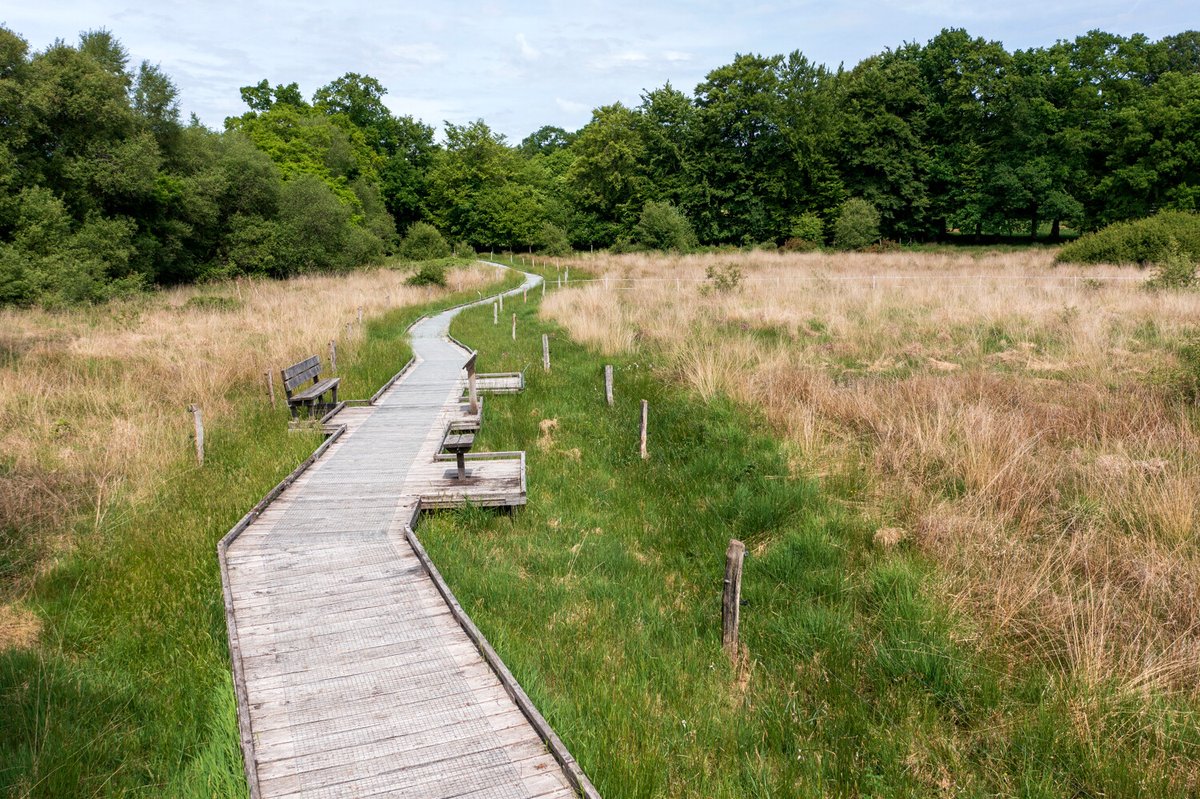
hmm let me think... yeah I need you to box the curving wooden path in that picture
[218,268,599,799]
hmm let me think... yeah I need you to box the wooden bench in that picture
[442,427,476,479]
[281,356,340,420]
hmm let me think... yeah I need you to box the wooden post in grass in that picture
[541,280,546,298]
[512,313,516,341]
[722,539,746,658]
[499,292,503,312]
[329,339,337,372]
[523,287,528,303]
[542,334,550,372]
[493,302,498,325]
[357,306,363,324]
[466,353,478,415]
[264,371,276,408]
[188,404,204,467]
[639,399,649,460]
[604,365,613,406]
[565,267,569,284]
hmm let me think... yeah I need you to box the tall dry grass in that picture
[0,264,498,602]
[544,249,1200,696]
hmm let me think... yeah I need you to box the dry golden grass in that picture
[545,249,1200,696]
[0,263,498,608]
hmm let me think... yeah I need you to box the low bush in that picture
[833,198,880,250]
[635,201,698,252]
[536,223,573,256]
[398,222,451,261]
[1057,210,1200,266]
[406,260,447,287]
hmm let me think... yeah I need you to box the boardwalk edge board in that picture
[405,525,603,799]
[216,264,599,798]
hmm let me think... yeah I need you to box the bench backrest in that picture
[281,356,321,393]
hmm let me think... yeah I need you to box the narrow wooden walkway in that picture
[219,270,598,799]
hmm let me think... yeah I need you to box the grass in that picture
[408,253,1200,796]
[0,260,520,796]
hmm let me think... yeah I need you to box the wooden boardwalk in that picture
[218,271,599,799]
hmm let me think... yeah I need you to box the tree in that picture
[833,198,880,249]
[635,201,697,251]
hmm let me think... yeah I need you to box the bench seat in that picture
[290,377,341,403]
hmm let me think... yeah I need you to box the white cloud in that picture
[386,43,447,69]
[663,50,692,62]
[516,32,538,60]
[555,97,589,114]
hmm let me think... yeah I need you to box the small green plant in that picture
[1145,241,1196,290]
[833,198,880,250]
[398,222,451,261]
[702,262,743,294]
[406,261,447,287]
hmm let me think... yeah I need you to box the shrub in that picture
[536,222,572,256]
[406,260,447,287]
[1057,211,1200,266]
[788,211,824,246]
[781,237,819,252]
[635,201,697,252]
[701,262,743,294]
[1146,242,1197,290]
[398,221,451,261]
[833,198,880,250]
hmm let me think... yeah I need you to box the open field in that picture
[542,250,1200,697]
[0,261,516,795]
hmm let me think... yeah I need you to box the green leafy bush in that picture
[406,261,447,287]
[788,211,825,247]
[536,222,572,256]
[1057,211,1200,266]
[398,221,451,261]
[635,201,697,252]
[833,198,880,250]
[1146,243,1197,289]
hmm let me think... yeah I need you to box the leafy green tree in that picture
[833,198,880,249]
[398,221,450,261]
[564,103,647,246]
[635,201,697,251]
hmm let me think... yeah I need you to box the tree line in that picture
[0,25,1197,304]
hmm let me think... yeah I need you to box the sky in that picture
[2,1,1195,141]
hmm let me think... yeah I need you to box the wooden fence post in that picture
[188,404,204,467]
[499,293,503,312]
[493,302,498,325]
[639,399,649,460]
[542,334,550,372]
[357,306,363,324]
[523,287,528,303]
[722,539,746,658]
[541,281,546,298]
[329,339,337,372]
[264,371,276,408]
[604,364,613,406]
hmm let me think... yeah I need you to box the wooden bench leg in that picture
[455,452,466,480]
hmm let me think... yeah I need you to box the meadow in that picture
[413,250,1200,796]
[0,260,516,795]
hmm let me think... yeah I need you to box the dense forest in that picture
[0,25,1197,304]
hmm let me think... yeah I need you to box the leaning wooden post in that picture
[541,280,546,298]
[511,313,517,341]
[639,399,649,460]
[188,404,205,467]
[264,371,276,408]
[466,353,479,415]
[542,334,550,372]
[604,364,614,406]
[328,339,337,372]
[499,293,504,312]
[523,287,528,303]
[493,302,498,325]
[722,539,746,658]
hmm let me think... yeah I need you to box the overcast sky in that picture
[3,1,1195,141]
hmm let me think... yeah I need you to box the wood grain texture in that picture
[219,269,600,799]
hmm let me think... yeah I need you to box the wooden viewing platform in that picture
[217,270,600,799]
